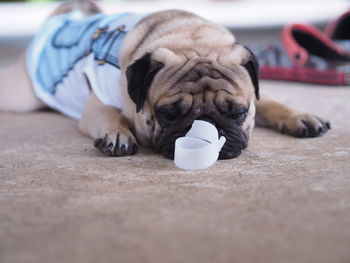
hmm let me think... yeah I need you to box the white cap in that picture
[174,120,226,170]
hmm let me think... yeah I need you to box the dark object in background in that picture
[325,9,350,52]
[250,23,350,85]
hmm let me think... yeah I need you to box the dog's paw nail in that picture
[326,121,331,130]
[94,132,137,157]
[115,133,120,146]
[318,126,323,133]
[299,128,308,138]
[107,142,114,150]
[94,138,103,147]
[120,144,126,154]
[132,144,138,155]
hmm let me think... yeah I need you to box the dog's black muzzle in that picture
[155,115,248,160]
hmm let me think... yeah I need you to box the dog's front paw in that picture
[93,130,138,157]
[279,113,331,138]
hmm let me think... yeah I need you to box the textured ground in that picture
[1,80,350,263]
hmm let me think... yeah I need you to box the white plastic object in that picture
[174,120,226,170]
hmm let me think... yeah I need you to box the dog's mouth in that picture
[217,125,248,159]
[158,129,189,159]
[156,117,248,160]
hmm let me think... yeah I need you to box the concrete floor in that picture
[1,80,350,263]
[1,26,350,263]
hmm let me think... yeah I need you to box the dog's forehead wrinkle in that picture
[213,89,250,110]
[187,64,235,84]
[160,59,216,90]
[163,57,196,80]
[158,46,239,81]
[154,91,193,109]
[152,47,182,64]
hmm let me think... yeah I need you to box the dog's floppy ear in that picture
[242,46,260,100]
[126,53,164,112]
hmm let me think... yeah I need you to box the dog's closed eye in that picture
[156,108,180,124]
[156,106,182,126]
[216,100,248,123]
[155,98,191,126]
[229,109,248,123]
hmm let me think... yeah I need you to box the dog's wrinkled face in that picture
[126,44,259,159]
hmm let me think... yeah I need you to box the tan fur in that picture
[118,10,256,148]
[255,94,327,136]
[0,4,330,158]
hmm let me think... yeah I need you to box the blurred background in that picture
[1,0,350,66]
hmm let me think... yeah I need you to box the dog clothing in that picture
[26,11,146,119]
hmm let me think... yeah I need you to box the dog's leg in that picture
[255,94,331,137]
[79,93,138,156]
[0,54,45,112]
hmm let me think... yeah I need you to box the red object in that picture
[260,66,346,86]
[258,23,350,85]
[282,24,345,66]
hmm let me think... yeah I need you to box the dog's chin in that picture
[160,140,177,159]
[217,126,248,160]
[154,126,189,160]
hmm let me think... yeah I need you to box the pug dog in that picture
[0,0,330,159]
